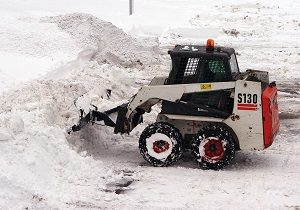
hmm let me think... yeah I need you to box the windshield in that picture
[229,54,239,73]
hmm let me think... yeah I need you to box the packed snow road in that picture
[0,0,299,209]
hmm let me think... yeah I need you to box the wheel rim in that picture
[203,137,225,161]
[153,140,170,153]
[145,133,173,160]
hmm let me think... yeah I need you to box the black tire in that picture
[139,122,183,167]
[191,125,236,170]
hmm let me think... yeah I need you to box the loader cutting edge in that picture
[69,103,129,134]
[68,39,280,170]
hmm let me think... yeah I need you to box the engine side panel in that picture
[224,80,265,150]
[156,81,266,151]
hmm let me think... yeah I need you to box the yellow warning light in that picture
[206,39,215,51]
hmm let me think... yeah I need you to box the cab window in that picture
[230,54,239,74]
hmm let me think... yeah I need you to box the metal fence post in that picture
[129,0,134,15]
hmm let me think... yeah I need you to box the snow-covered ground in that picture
[0,0,299,209]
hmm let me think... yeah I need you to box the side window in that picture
[208,60,225,74]
[230,54,239,73]
[207,60,227,82]
[184,58,200,76]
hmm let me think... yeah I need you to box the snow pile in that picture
[0,15,155,206]
[43,13,161,68]
[0,13,80,92]
[0,15,79,57]
[0,69,12,92]
[0,60,144,208]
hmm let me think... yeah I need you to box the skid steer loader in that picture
[69,39,280,170]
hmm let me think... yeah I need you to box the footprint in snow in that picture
[103,169,135,194]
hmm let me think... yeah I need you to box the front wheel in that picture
[139,122,183,166]
[191,125,236,170]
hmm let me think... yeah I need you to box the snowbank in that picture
[0,60,145,209]
[0,13,155,208]
[43,13,161,69]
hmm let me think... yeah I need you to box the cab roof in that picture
[168,45,235,59]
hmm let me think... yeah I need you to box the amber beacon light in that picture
[206,39,215,51]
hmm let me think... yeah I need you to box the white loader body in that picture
[127,78,264,150]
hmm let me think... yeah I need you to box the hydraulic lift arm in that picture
[69,82,236,134]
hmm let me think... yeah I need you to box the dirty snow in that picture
[0,0,299,209]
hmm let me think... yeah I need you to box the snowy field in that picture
[0,0,299,209]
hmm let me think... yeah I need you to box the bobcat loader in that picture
[69,39,280,170]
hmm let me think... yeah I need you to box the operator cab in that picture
[166,40,240,85]
[162,39,239,118]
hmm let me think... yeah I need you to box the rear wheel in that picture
[139,122,183,166]
[191,125,236,170]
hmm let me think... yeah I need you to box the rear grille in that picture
[184,58,200,76]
